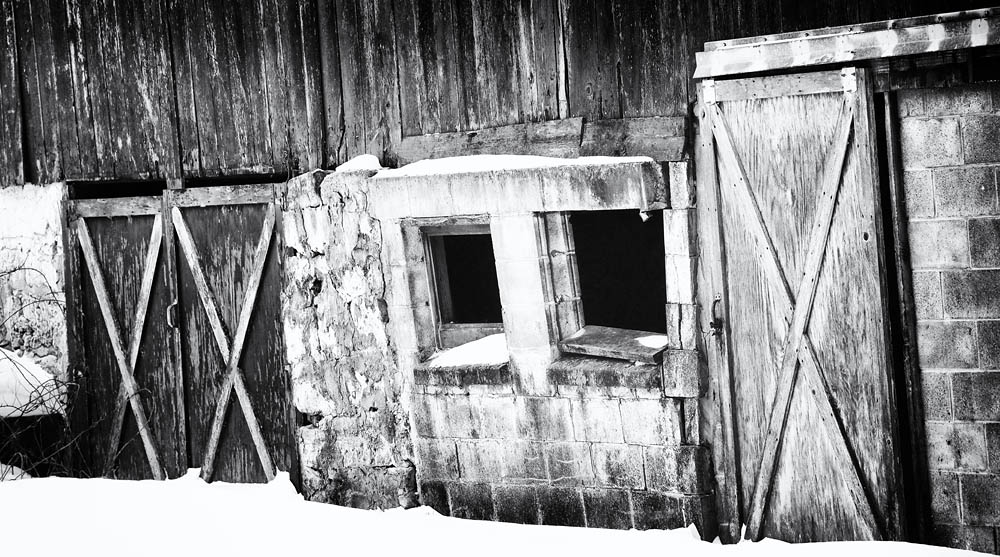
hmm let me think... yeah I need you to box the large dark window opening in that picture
[426,226,502,325]
[570,210,667,334]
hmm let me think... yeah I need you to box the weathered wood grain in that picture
[337,0,402,165]
[0,0,22,187]
[580,117,686,161]
[712,72,902,542]
[397,118,583,164]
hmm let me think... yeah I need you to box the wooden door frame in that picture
[696,67,917,542]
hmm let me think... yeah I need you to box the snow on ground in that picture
[0,471,988,557]
[0,348,63,418]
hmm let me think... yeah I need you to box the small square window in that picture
[423,224,503,349]
[570,210,667,334]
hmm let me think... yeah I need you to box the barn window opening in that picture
[424,224,503,349]
[569,210,667,334]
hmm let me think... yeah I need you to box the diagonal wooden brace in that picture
[75,219,165,480]
[106,215,164,474]
[171,204,277,482]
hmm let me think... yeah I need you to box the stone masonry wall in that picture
[0,183,67,378]
[280,169,413,509]
[899,83,1000,554]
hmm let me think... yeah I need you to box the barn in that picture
[1,0,999,553]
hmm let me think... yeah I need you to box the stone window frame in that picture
[370,156,690,395]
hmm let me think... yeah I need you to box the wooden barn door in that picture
[67,198,187,480]
[167,186,296,484]
[701,68,904,542]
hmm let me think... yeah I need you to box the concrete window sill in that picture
[412,333,512,387]
[547,348,700,399]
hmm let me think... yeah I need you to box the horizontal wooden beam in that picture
[396,118,584,165]
[695,9,1000,78]
[395,116,687,166]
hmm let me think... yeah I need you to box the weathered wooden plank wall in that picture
[1,0,997,186]
[0,0,22,187]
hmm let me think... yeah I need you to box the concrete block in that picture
[414,438,459,480]
[516,397,573,440]
[419,480,450,516]
[664,209,697,256]
[665,255,697,304]
[406,178,455,217]
[932,524,997,554]
[912,271,943,320]
[969,218,1000,268]
[591,443,644,489]
[620,399,684,446]
[924,86,991,116]
[494,485,539,524]
[644,445,679,492]
[987,424,1000,473]
[929,470,960,523]
[495,258,547,308]
[682,399,700,445]
[676,445,712,494]
[901,117,962,169]
[456,440,505,481]
[510,346,559,395]
[475,396,519,438]
[668,161,693,209]
[545,442,596,486]
[934,167,997,217]
[448,482,495,520]
[962,115,1000,163]
[662,349,700,397]
[953,372,1000,421]
[961,473,1000,524]
[979,321,1000,370]
[438,395,481,438]
[632,491,684,531]
[943,270,1000,319]
[571,398,624,442]
[926,422,988,471]
[917,321,977,369]
[908,220,969,269]
[501,303,551,350]
[922,372,954,420]
[501,440,547,483]
[903,170,934,218]
[665,303,698,351]
[490,214,541,262]
[537,487,586,527]
[583,489,633,529]
[897,89,924,117]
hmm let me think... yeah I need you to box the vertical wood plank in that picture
[0,0,22,187]
[316,0,346,166]
[562,0,620,119]
[336,0,402,164]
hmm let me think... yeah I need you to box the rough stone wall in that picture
[280,169,413,509]
[0,183,67,378]
[899,83,1000,554]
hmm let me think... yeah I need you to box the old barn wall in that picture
[280,169,413,508]
[0,0,993,188]
[0,183,67,378]
[900,83,1000,553]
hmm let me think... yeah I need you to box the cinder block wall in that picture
[0,183,67,378]
[899,84,1000,554]
[401,166,716,535]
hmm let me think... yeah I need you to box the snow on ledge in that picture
[373,154,656,179]
[423,333,509,369]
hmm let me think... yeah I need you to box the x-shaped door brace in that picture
[171,204,276,482]
[75,216,165,480]
[709,93,886,541]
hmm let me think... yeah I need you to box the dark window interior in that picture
[432,233,502,324]
[570,210,667,333]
